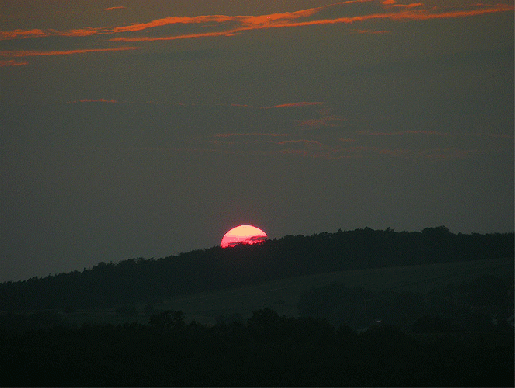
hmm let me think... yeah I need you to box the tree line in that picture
[0,308,512,386]
[0,227,513,311]
[298,274,514,332]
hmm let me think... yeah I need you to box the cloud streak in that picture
[46,99,507,161]
[0,47,138,58]
[1,1,511,45]
[205,131,479,161]
[105,6,127,11]
[0,1,511,65]
[358,130,450,136]
[108,3,513,42]
[0,59,28,66]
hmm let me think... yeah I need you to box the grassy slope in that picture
[158,257,513,325]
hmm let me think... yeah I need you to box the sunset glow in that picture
[1,0,513,284]
[221,225,267,248]
[1,2,511,49]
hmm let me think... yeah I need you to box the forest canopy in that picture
[0,227,513,311]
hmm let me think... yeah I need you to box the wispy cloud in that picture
[1,1,511,45]
[0,59,28,66]
[0,29,48,40]
[42,99,511,162]
[358,130,450,136]
[200,118,488,160]
[298,115,346,128]
[214,133,288,138]
[0,1,511,66]
[105,6,127,11]
[350,29,391,34]
[0,47,138,57]
[276,139,324,146]
[108,2,513,42]
[67,99,119,103]
[270,102,324,108]
[381,0,423,8]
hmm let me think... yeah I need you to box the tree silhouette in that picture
[0,228,512,311]
[149,310,185,331]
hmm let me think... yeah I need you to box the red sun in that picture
[221,224,267,248]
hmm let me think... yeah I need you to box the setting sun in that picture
[221,225,267,248]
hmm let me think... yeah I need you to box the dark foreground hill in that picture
[1,308,513,387]
[0,227,513,387]
[1,226,513,312]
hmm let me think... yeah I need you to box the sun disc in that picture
[221,224,267,248]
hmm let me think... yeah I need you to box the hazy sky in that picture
[1,0,513,282]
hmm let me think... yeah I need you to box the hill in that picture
[0,227,512,313]
[1,256,513,386]
[0,228,513,386]
[159,256,512,325]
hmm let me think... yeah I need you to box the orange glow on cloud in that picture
[108,2,513,42]
[0,28,101,40]
[221,225,267,248]
[0,29,47,39]
[110,30,235,42]
[105,6,126,11]
[382,0,423,8]
[298,115,346,128]
[351,29,391,34]
[0,47,137,57]
[272,102,324,108]
[1,1,512,47]
[0,59,28,66]
[214,133,287,138]
[277,139,323,146]
[175,127,481,161]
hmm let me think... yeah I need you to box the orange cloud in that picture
[0,29,47,40]
[107,2,513,42]
[276,139,323,146]
[387,5,514,21]
[110,15,232,33]
[405,130,449,136]
[0,28,102,40]
[382,1,423,8]
[0,59,28,66]
[350,29,391,34]
[0,47,137,57]
[298,115,346,128]
[2,1,512,45]
[110,29,236,42]
[214,133,288,138]
[111,0,369,34]
[271,102,324,108]
[158,126,481,160]
[105,6,126,11]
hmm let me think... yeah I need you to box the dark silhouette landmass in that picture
[0,226,512,311]
[298,274,514,332]
[0,226,513,386]
[0,308,512,386]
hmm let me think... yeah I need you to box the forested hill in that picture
[1,227,513,311]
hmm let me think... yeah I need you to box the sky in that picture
[1,0,513,282]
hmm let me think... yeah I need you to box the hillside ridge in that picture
[1,227,513,312]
